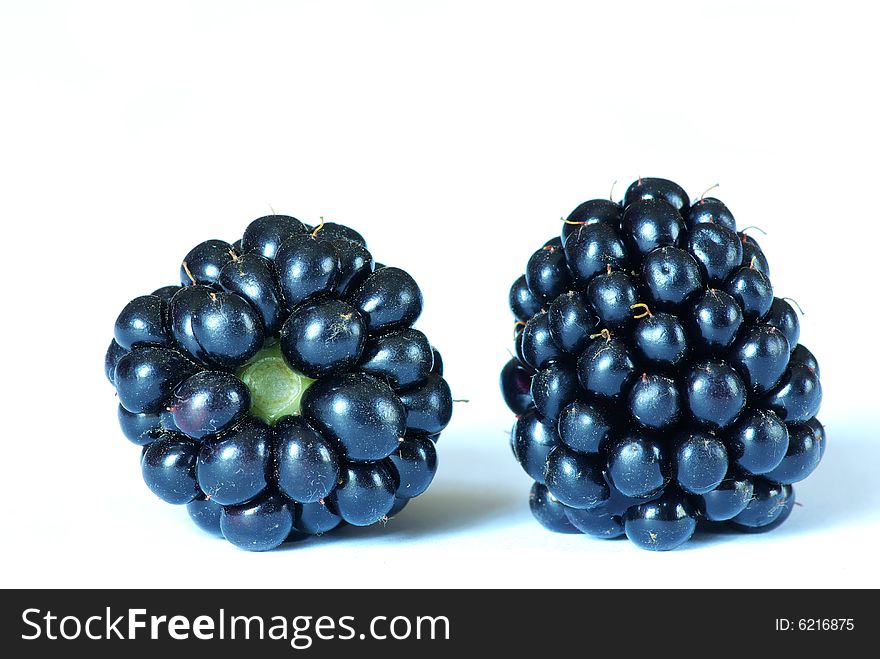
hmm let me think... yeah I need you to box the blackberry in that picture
[107,216,452,551]
[501,177,824,551]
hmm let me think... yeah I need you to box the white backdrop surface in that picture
[1,0,877,588]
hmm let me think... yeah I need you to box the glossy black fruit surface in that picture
[141,432,201,504]
[696,475,753,521]
[562,199,622,244]
[170,371,250,440]
[764,421,822,484]
[689,289,743,352]
[624,495,697,551]
[548,291,597,354]
[730,325,790,394]
[114,295,171,350]
[624,177,689,214]
[193,291,265,368]
[117,405,162,446]
[530,361,578,422]
[108,214,451,550]
[763,297,800,349]
[521,311,564,370]
[686,197,736,231]
[790,343,819,377]
[763,364,822,423]
[331,238,374,297]
[152,285,182,305]
[274,234,340,307]
[633,312,688,367]
[181,239,236,287]
[530,482,580,534]
[333,462,397,526]
[431,348,444,374]
[564,503,624,538]
[725,267,773,321]
[196,417,271,505]
[273,415,339,503]
[314,221,366,247]
[729,480,794,532]
[500,358,534,415]
[503,177,824,550]
[543,446,609,509]
[607,433,666,498]
[526,242,571,301]
[686,223,743,284]
[642,246,703,310]
[294,501,342,535]
[586,271,638,327]
[727,408,789,475]
[169,286,264,368]
[739,233,770,277]
[511,410,560,485]
[684,361,746,429]
[187,497,224,535]
[280,298,365,378]
[577,336,635,398]
[347,267,423,332]
[627,373,680,429]
[241,215,306,260]
[301,371,406,462]
[673,432,728,495]
[387,435,438,499]
[510,274,543,321]
[218,253,287,335]
[168,285,214,364]
[115,346,199,414]
[397,373,454,434]
[359,328,433,389]
[220,492,295,551]
[621,198,684,257]
[105,339,127,385]
[557,400,612,454]
[564,223,628,286]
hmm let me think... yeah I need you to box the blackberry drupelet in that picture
[501,177,823,551]
[107,216,452,551]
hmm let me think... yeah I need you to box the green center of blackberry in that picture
[235,341,315,424]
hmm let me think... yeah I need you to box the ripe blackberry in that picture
[501,178,824,551]
[107,216,452,551]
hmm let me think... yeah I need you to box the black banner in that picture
[1,589,872,656]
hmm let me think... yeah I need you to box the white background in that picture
[1,0,878,588]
